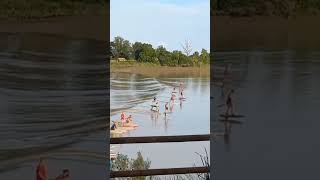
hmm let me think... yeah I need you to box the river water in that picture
[212,50,320,180]
[0,33,108,179]
[110,72,210,168]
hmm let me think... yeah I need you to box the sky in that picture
[110,0,210,53]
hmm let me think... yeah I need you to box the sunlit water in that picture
[111,72,210,168]
[212,50,320,180]
[0,33,107,179]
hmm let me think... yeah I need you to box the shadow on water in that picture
[0,32,108,179]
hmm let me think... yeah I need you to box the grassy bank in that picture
[110,61,210,78]
[0,0,107,19]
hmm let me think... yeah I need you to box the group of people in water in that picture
[110,112,134,130]
[110,82,185,131]
[151,82,185,116]
[36,157,70,180]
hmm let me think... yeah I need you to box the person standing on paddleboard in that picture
[151,97,159,112]
[170,94,175,103]
[172,87,177,98]
[180,90,184,99]
[225,89,235,116]
[164,102,169,116]
[120,112,126,126]
[179,82,184,93]
[222,63,232,97]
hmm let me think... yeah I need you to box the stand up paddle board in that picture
[220,114,245,118]
[123,123,139,127]
[110,129,127,134]
[219,119,243,124]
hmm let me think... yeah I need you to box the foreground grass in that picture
[110,61,210,78]
[0,0,107,19]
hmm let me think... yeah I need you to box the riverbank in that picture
[0,15,108,41]
[110,62,210,77]
[0,0,107,20]
[211,1,320,17]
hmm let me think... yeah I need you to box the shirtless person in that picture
[179,82,184,93]
[36,157,48,180]
[151,97,160,112]
[120,112,126,126]
[180,90,184,99]
[225,89,235,116]
[170,94,175,103]
[126,115,133,123]
[164,102,169,116]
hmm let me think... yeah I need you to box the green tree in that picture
[111,152,151,180]
[200,49,210,65]
[112,154,130,171]
[156,45,171,66]
[110,36,133,60]
[139,43,158,63]
[170,50,180,66]
[178,52,192,66]
[192,51,200,66]
[132,42,144,61]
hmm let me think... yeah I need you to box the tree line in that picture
[110,36,210,66]
[212,0,320,17]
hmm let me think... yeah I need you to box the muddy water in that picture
[0,32,108,179]
[110,72,210,168]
